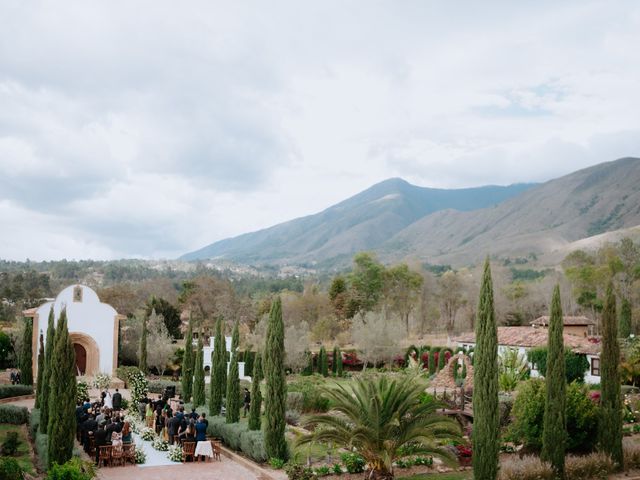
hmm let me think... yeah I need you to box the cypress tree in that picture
[428,349,436,375]
[620,298,632,339]
[319,346,328,377]
[181,315,195,403]
[35,331,45,408]
[332,346,338,375]
[472,258,499,480]
[139,313,148,374]
[19,318,33,385]
[210,317,227,416]
[541,285,566,478]
[335,347,343,377]
[40,307,56,434]
[226,321,241,423]
[248,352,263,431]
[192,334,205,408]
[47,309,77,467]
[302,350,313,376]
[264,297,288,460]
[599,283,623,468]
[438,349,446,370]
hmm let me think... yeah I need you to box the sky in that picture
[1,1,640,261]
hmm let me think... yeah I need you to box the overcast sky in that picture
[1,1,640,260]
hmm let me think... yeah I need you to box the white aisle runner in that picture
[133,433,179,468]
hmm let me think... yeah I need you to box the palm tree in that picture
[296,375,461,479]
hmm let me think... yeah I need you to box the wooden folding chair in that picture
[98,446,112,467]
[212,440,222,461]
[111,445,124,467]
[122,444,136,465]
[88,437,96,456]
[182,441,196,462]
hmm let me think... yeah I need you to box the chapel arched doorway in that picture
[74,343,87,375]
[69,332,100,377]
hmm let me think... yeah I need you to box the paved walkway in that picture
[96,458,267,480]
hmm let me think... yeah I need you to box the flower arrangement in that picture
[140,428,156,442]
[93,372,112,390]
[76,379,89,403]
[129,370,149,405]
[134,445,147,464]
[124,415,142,434]
[152,438,169,451]
[167,444,183,462]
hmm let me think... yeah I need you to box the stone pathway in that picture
[96,459,266,480]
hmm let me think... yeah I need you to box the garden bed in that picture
[0,423,36,475]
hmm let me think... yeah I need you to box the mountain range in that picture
[182,157,640,268]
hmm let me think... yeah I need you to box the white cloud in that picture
[0,1,639,259]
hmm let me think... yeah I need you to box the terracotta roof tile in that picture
[530,315,595,326]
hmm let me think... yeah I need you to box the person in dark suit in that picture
[94,423,108,465]
[195,417,207,442]
[167,412,181,445]
[82,414,98,452]
[105,419,118,442]
[112,388,122,410]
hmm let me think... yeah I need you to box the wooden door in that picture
[74,343,87,375]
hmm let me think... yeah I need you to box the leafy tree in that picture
[146,296,182,339]
[192,334,205,408]
[472,258,499,480]
[146,309,175,375]
[210,317,227,416]
[347,252,385,322]
[297,375,461,479]
[527,347,589,384]
[438,271,466,333]
[138,313,148,374]
[620,298,632,339]
[264,297,288,461]
[181,315,195,403]
[248,352,263,431]
[34,332,44,409]
[599,283,623,468]
[329,276,348,319]
[40,307,55,434]
[226,320,241,423]
[541,285,566,478]
[383,263,423,333]
[47,309,77,467]
[352,313,404,370]
[19,318,33,385]
[0,331,12,368]
[318,346,328,377]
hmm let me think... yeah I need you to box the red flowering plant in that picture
[456,444,472,458]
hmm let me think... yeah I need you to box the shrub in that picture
[314,465,331,476]
[206,416,227,438]
[147,379,182,395]
[240,430,268,463]
[0,384,33,399]
[509,379,598,452]
[36,432,48,469]
[564,452,613,480]
[219,422,249,451]
[115,366,141,386]
[46,457,95,480]
[269,457,285,469]
[623,437,640,469]
[499,394,514,427]
[2,431,20,455]
[498,455,554,480]
[0,405,29,424]
[286,392,304,412]
[341,452,366,474]
[287,378,331,413]
[29,408,40,439]
[285,410,301,426]
[284,463,314,480]
[527,347,590,383]
[332,463,342,474]
[0,457,22,480]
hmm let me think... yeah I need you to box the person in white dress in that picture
[104,390,113,409]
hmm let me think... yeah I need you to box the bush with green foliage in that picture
[527,347,590,383]
[115,366,141,387]
[47,457,95,480]
[287,378,331,412]
[36,432,48,470]
[1,431,20,455]
[498,455,554,480]
[0,384,33,399]
[0,405,29,424]
[29,408,40,438]
[206,415,267,463]
[240,430,268,463]
[0,457,22,480]
[284,463,315,480]
[509,378,599,452]
[341,452,366,473]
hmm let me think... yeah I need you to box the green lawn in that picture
[0,424,35,474]
[398,473,472,480]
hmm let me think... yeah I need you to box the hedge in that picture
[0,405,29,424]
[206,415,267,463]
[0,384,33,399]
[147,379,182,395]
[36,432,49,469]
[29,408,40,438]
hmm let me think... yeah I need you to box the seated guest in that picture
[105,419,118,442]
[94,423,108,465]
[121,422,132,444]
[96,408,106,425]
[81,414,97,452]
[178,419,196,444]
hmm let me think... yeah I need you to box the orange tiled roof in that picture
[530,315,595,326]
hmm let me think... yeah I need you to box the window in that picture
[591,357,600,377]
[73,286,83,302]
